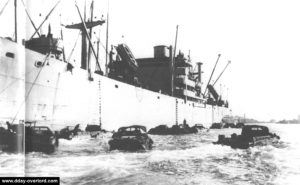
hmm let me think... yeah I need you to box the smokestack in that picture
[197,62,203,83]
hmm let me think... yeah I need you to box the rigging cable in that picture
[20,0,41,37]
[11,53,50,124]
[0,67,38,96]
[0,0,9,16]
[74,0,102,73]
[29,0,61,39]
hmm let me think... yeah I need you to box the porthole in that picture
[115,84,119,88]
[34,61,44,68]
[6,52,15,58]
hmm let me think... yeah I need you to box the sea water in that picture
[1,123,299,185]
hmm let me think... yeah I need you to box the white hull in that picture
[0,38,228,131]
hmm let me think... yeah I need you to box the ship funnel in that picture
[197,62,203,83]
[154,45,169,59]
[47,24,52,38]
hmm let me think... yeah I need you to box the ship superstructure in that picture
[0,0,229,131]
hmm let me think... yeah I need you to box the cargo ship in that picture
[0,0,229,132]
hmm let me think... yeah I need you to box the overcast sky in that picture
[1,0,299,121]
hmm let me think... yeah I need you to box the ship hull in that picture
[0,38,228,131]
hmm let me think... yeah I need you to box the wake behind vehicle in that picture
[109,125,153,151]
[214,125,280,149]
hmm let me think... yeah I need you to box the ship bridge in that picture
[25,25,63,59]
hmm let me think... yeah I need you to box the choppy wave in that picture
[0,152,25,176]
[1,124,300,185]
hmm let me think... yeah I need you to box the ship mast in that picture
[170,25,179,96]
[87,0,94,78]
[105,9,109,76]
[173,25,179,61]
[14,0,17,43]
[81,0,88,71]
[66,1,105,77]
